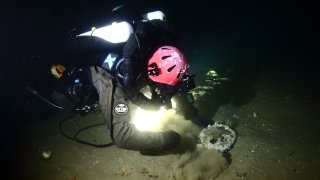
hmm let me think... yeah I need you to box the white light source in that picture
[146,11,166,21]
[132,98,178,131]
[132,85,178,131]
[78,21,133,43]
[132,107,167,131]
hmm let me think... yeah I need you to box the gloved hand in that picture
[189,115,211,128]
[157,95,172,110]
[130,92,163,111]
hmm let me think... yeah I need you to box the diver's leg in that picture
[89,66,114,129]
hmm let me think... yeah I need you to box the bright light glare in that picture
[78,21,133,43]
[147,11,166,21]
[132,107,167,131]
[131,89,177,131]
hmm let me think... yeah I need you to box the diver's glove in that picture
[157,95,172,109]
[130,92,163,111]
[189,115,211,128]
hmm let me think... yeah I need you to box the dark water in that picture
[1,0,319,179]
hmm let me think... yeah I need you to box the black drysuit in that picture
[64,19,204,152]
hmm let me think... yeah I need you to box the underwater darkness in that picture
[1,0,319,178]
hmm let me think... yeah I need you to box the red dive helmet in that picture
[147,46,189,86]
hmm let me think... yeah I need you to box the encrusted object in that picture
[197,122,237,153]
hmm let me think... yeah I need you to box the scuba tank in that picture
[51,7,168,114]
[50,18,134,115]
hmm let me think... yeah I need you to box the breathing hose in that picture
[58,113,114,148]
[25,86,63,109]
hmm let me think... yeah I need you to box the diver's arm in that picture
[173,93,210,127]
[118,58,135,98]
[118,30,141,99]
[116,58,160,110]
[120,33,159,109]
[173,94,198,119]
[118,59,162,110]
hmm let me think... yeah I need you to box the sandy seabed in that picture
[13,61,320,180]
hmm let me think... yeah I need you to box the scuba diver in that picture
[53,7,210,152]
